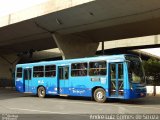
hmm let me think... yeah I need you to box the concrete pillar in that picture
[0,54,20,87]
[52,33,99,59]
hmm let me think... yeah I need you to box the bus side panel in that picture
[69,76,107,97]
[15,78,24,92]
[124,89,135,99]
[90,76,108,96]
[30,77,58,95]
[69,76,92,97]
[45,77,58,95]
[30,78,38,94]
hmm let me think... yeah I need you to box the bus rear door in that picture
[109,63,124,97]
[23,68,32,92]
[58,66,69,95]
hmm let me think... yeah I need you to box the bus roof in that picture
[16,54,135,67]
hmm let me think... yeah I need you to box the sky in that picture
[0,0,160,57]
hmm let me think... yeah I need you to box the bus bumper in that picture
[124,89,147,99]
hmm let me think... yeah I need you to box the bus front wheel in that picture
[93,88,106,103]
[38,86,46,98]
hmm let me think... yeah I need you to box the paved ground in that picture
[0,88,160,120]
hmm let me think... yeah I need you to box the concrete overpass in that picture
[1,0,160,86]
[1,0,160,58]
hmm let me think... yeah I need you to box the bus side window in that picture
[33,66,44,77]
[45,65,56,77]
[89,61,107,76]
[71,63,88,77]
[16,67,22,78]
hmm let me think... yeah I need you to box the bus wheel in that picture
[93,88,106,103]
[38,86,46,98]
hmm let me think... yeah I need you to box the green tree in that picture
[143,58,160,86]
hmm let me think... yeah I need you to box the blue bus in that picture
[15,54,146,103]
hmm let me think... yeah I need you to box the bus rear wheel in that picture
[93,88,106,103]
[38,86,46,98]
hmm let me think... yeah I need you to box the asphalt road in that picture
[0,88,160,120]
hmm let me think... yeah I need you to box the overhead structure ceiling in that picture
[1,0,160,54]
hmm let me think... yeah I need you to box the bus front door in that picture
[58,66,69,95]
[23,68,32,92]
[109,63,124,97]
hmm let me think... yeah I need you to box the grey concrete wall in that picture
[0,54,20,87]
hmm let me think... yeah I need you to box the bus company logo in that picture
[38,80,44,84]
[72,89,85,94]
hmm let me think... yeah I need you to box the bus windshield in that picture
[125,55,145,84]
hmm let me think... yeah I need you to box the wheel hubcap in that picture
[41,90,44,95]
[39,89,44,96]
[97,91,104,100]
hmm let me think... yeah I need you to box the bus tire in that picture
[93,88,106,103]
[38,86,46,98]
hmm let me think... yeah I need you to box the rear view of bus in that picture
[125,55,146,99]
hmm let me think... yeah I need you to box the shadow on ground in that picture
[0,88,27,100]
[44,94,160,106]
[1,88,160,106]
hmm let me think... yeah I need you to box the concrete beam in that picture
[52,33,99,59]
[97,35,160,50]
[0,0,94,27]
